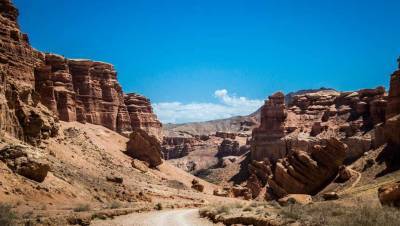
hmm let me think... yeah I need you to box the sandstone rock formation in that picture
[1,0,161,145]
[216,139,241,158]
[251,87,386,166]
[0,144,50,182]
[191,179,204,192]
[124,93,162,139]
[215,131,236,139]
[278,194,312,206]
[35,57,134,135]
[0,0,59,145]
[378,181,400,207]
[248,138,347,198]
[126,128,163,167]
[251,92,287,162]
[161,136,195,160]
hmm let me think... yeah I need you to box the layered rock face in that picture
[0,0,58,145]
[248,85,388,199]
[251,92,287,162]
[68,60,132,134]
[387,62,400,119]
[161,136,195,160]
[385,65,400,147]
[267,138,347,197]
[251,87,386,164]
[124,93,162,139]
[35,57,133,135]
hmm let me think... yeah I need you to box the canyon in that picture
[0,0,399,225]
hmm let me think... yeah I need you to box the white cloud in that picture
[153,89,263,124]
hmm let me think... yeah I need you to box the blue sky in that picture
[14,0,400,123]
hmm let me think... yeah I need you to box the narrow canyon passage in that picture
[91,209,218,226]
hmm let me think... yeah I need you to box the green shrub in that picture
[0,203,17,226]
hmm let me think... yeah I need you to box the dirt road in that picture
[91,209,217,226]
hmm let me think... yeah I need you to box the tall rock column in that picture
[35,54,77,122]
[251,92,287,162]
[384,59,400,148]
[124,93,162,141]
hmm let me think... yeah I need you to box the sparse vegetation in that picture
[109,201,122,209]
[155,203,163,210]
[280,202,400,226]
[73,203,91,212]
[0,203,17,226]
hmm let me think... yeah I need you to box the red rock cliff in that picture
[1,0,162,143]
[124,93,162,140]
[0,0,58,145]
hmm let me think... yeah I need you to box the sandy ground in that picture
[91,209,219,226]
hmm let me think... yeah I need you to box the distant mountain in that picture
[163,87,336,136]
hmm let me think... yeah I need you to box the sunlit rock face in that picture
[124,93,163,140]
[0,0,58,145]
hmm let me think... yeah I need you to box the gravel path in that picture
[91,209,217,226]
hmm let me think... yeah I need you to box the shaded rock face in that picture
[126,128,163,167]
[215,131,236,139]
[387,68,400,119]
[0,145,50,182]
[161,136,195,160]
[251,92,287,162]
[266,138,347,198]
[216,139,240,158]
[385,67,400,147]
[124,93,162,140]
[0,0,58,145]
[378,181,400,207]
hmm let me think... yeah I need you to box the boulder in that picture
[278,194,312,206]
[323,192,339,200]
[378,181,400,207]
[337,166,352,182]
[213,188,232,197]
[0,145,50,182]
[126,128,163,167]
[191,179,204,192]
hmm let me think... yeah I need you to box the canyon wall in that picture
[0,0,162,143]
[0,0,58,145]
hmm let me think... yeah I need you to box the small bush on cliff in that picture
[155,203,163,210]
[0,203,17,226]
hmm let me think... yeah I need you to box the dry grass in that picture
[73,203,91,212]
[0,203,17,226]
[280,201,400,226]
